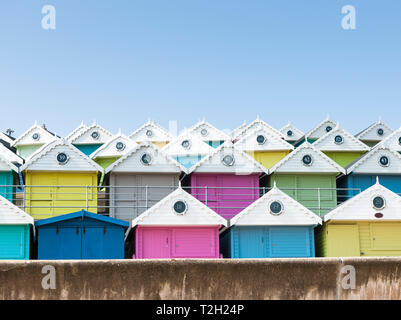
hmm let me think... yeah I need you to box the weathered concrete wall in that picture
[0,257,400,300]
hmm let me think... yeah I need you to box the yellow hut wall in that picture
[25,171,98,219]
[316,221,401,257]
[246,150,291,170]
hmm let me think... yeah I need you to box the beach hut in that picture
[21,139,103,219]
[187,141,268,219]
[90,133,137,169]
[232,116,284,142]
[35,210,129,260]
[11,122,58,159]
[267,143,345,215]
[106,142,185,223]
[355,119,393,147]
[221,184,321,258]
[69,122,113,156]
[338,147,401,199]
[0,194,33,260]
[131,187,227,259]
[0,154,19,202]
[235,124,294,170]
[65,122,88,142]
[313,124,370,167]
[162,131,214,169]
[188,120,230,148]
[373,126,401,153]
[280,122,305,145]
[129,120,173,148]
[298,116,337,145]
[317,181,401,257]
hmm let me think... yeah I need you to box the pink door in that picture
[140,228,170,258]
[171,227,218,258]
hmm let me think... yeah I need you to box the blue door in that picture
[0,171,13,201]
[236,227,266,258]
[38,226,82,259]
[82,226,124,259]
[268,227,311,258]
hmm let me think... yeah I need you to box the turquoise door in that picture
[268,227,312,258]
[0,225,30,260]
[235,227,266,258]
[0,171,14,201]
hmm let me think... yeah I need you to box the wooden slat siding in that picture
[248,150,291,170]
[358,222,371,256]
[323,151,366,168]
[17,145,43,159]
[232,228,239,258]
[309,228,316,258]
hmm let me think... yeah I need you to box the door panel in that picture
[141,228,170,258]
[38,227,82,259]
[269,227,311,257]
[237,227,265,258]
[327,224,360,257]
[172,228,216,258]
[371,223,401,250]
[0,226,25,259]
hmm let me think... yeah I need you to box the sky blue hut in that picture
[0,194,34,260]
[35,210,129,260]
[0,153,19,202]
[221,184,322,258]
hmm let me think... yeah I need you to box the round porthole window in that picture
[256,135,266,145]
[32,133,40,141]
[379,156,389,167]
[140,153,152,165]
[334,135,344,145]
[377,128,384,136]
[91,131,100,140]
[173,200,187,215]
[269,201,283,216]
[146,130,153,137]
[181,140,191,149]
[57,152,69,165]
[302,154,313,166]
[372,196,385,210]
[287,130,293,137]
[326,126,333,132]
[222,154,235,166]
[200,128,208,137]
[116,142,126,151]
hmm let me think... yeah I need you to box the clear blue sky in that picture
[0,1,400,137]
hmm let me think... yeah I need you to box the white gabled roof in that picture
[188,120,231,142]
[189,141,268,174]
[0,194,33,225]
[132,187,227,227]
[70,123,113,145]
[346,147,401,175]
[11,122,58,147]
[324,181,401,221]
[306,116,337,140]
[313,125,370,152]
[233,117,284,140]
[21,139,103,172]
[0,132,14,145]
[269,142,345,174]
[90,133,137,159]
[0,153,18,173]
[65,122,88,142]
[280,122,305,141]
[0,144,23,164]
[374,126,401,152]
[355,119,393,141]
[162,131,215,157]
[230,184,321,226]
[105,142,186,174]
[129,120,173,142]
[235,125,294,152]
[231,121,247,138]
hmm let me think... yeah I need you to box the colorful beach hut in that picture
[235,124,294,170]
[280,122,305,145]
[21,139,103,219]
[35,210,129,260]
[129,120,173,148]
[187,141,268,219]
[69,122,113,156]
[355,119,393,147]
[162,131,214,169]
[11,122,58,159]
[188,120,230,148]
[106,142,185,223]
[0,194,33,260]
[131,187,227,259]
[267,143,345,215]
[221,184,321,258]
[300,116,337,145]
[90,133,136,169]
[338,146,401,198]
[0,154,19,202]
[313,124,370,167]
[232,116,284,142]
[317,181,401,257]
